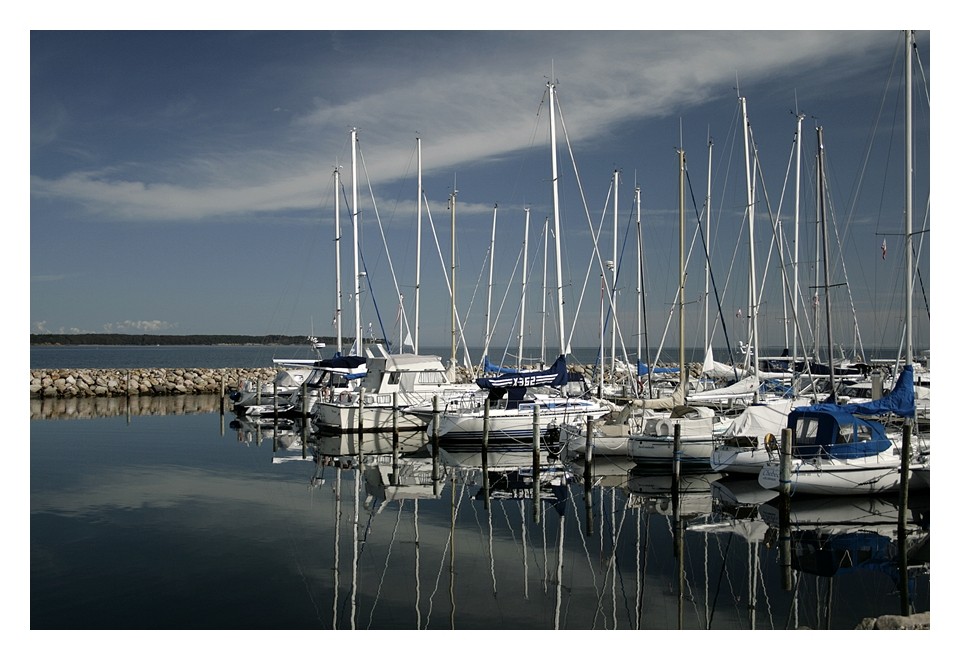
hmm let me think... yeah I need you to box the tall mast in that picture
[678,147,686,385]
[792,112,804,360]
[905,30,914,367]
[704,137,712,360]
[548,81,567,356]
[450,187,458,369]
[483,205,498,368]
[415,136,422,354]
[519,207,530,365]
[611,169,619,374]
[541,218,549,366]
[740,97,761,393]
[816,125,837,395]
[351,128,361,357]
[334,166,343,355]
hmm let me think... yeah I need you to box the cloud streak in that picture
[31,31,893,224]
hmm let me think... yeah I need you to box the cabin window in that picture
[793,417,820,445]
[388,372,402,385]
[418,372,447,385]
[837,423,855,443]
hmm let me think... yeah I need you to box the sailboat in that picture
[419,80,607,447]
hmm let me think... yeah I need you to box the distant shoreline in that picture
[30,334,352,347]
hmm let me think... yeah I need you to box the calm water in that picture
[30,396,930,630]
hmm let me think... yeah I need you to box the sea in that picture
[28,345,931,631]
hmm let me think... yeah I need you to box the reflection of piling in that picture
[898,421,913,615]
[357,388,365,463]
[672,468,684,629]
[392,392,399,445]
[672,421,681,480]
[432,395,441,496]
[584,418,594,536]
[481,398,490,509]
[533,405,541,524]
[778,427,794,590]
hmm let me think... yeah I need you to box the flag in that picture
[881,239,887,260]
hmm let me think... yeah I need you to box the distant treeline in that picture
[30,334,349,346]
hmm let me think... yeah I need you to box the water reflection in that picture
[30,393,224,419]
[29,402,931,629]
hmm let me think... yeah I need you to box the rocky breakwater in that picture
[30,367,279,398]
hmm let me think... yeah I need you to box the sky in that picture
[21,9,939,364]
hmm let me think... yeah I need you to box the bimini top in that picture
[787,408,891,459]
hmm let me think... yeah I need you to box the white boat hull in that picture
[757,456,906,496]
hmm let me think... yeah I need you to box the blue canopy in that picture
[788,408,892,459]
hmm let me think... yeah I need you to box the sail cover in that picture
[476,355,568,390]
[804,364,915,418]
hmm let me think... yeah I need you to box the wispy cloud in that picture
[30,31,893,224]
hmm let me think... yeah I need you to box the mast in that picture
[519,207,530,366]
[484,205,498,368]
[611,169,619,374]
[792,112,804,361]
[351,128,361,357]
[816,125,837,394]
[704,138,712,361]
[541,218,549,367]
[450,187,458,369]
[740,97,761,396]
[548,81,567,356]
[415,136,422,354]
[904,30,914,368]
[334,166,343,355]
[678,147,686,386]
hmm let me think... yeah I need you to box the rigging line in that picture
[485,236,536,367]
[748,127,821,367]
[684,160,740,378]
[818,148,866,358]
[707,531,736,629]
[421,193,474,372]
[358,145,411,349]
[365,499,405,629]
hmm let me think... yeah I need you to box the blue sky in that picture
[24,15,936,362]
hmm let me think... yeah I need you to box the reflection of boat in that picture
[362,454,441,512]
[625,468,721,517]
[759,495,929,611]
[315,428,429,458]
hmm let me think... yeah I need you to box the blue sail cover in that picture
[637,362,681,376]
[807,364,915,418]
[476,355,569,390]
[482,355,523,375]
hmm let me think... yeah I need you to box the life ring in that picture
[656,419,674,436]
[764,433,778,453]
